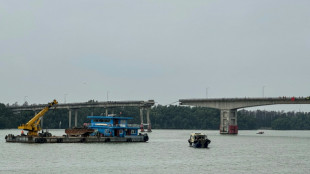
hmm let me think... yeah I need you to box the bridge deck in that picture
[9,100,155,111]
[179,97,310,110]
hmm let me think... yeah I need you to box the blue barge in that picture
[85,115,149,142]
[6,115,149,143]
[88,116,139,137]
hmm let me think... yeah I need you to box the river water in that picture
[1,129,310,174]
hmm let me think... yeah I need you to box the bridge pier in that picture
[140,108,144,132]
[41,117,43,129]
[75,110,78,127]
[140,107,152,132]
[146,108,151,132]
[220,109,238,134]
[68,109,72,128]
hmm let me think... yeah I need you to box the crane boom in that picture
[18,99,58,136]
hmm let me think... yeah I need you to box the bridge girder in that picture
[9,100,155,111]
[179,97,310,110]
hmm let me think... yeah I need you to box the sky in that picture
[1,0,310,111]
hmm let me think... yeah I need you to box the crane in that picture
[18,99,58,136]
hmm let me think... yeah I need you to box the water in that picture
[1,129,310,174]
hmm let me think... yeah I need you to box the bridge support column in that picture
[41,117,43,129]
[139,108,152,132]
[220,109,238,134]
[140,108,144,132]
[105,108,108,116]
[75,109,78,127]
[146,108,151,132]
[68,109,72,128]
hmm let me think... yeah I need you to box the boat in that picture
[5,115,149,143]
[85,115,149,142]
[256,131,264,134]
[188,133,211,148]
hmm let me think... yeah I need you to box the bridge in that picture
[9,100,155,132]
[179,97,310,134]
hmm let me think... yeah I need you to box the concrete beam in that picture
[9,100,155,111]
[180,97,310,110]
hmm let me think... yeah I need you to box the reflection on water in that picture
[1,129,310,174]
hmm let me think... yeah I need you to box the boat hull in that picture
[5,134,149,143]
[190,139,211,148]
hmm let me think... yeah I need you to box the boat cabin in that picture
[87,116,139,137]
[188,133,211,148]
[189,133,207,143]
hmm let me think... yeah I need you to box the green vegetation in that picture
[1,102,310,130]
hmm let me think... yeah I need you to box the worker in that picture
[21,130,25,136]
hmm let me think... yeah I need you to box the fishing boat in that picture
[188,133,211,148]
[256,131,264,134]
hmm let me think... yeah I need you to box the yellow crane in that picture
[18,99,58,136]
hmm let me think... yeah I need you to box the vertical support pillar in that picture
[146,108,152,132]
[68,109,72,128]
[75,109,78,127]
[41,117,44,129]
[105,108,108,116]
[220,109,238,134]
[140,108,144,132]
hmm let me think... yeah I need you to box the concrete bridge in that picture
[179,97,310,134]
[9,100,155,132]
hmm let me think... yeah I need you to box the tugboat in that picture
[188,133,211,148]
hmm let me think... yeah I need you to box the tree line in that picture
[1,102,310,130]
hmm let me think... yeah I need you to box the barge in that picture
[5,132,148,143]
[5,99,148,143]
[6,115,148,143]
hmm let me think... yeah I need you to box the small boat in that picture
[256,131,264,134]
[188,133,211,148]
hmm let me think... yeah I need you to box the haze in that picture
[1,0,310,111]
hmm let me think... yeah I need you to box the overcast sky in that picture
[1,0,310,111]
